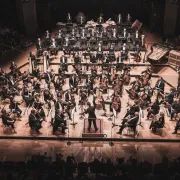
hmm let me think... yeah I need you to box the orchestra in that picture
[0,13,179,139]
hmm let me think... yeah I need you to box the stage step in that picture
[82,119,105,138]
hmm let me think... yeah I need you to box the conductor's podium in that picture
[82,118,106,138]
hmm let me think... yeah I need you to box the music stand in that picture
[70,107,77,127]
[112,108,118,128]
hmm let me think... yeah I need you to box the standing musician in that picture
[69,74,78,94]
[149,112,165,133]
[52,109,67,135]
[117,112,139,135]
[97,14,104,24]
[84,102,98,132]
[1,109,16,133]
[60,55,68,72]
[67,13,72,23]
[117,14,122,25]
[32,95,46,122]
[28,109,43,133]
[126,13,132,25]
[172,113,180,134]
[36,38,43,52]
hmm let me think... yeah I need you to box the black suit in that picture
[44,73,52,89]
[60,56,68,72]
[85,106,98,131]
[2,114,15,129]
[149,116,165,132]
[29,113,42,131]
[69,76,78,89]
[119,116,139,134]
[53,113,67,133]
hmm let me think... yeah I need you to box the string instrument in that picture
[111,95,121,112]
[101,77,108,93]
[128,83,140,100]
[95,96,103,110]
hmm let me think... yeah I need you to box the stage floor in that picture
[0,29,179,142]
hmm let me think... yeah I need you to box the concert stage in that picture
[0,33,179,143]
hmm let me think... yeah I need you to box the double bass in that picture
[111,93,121,112]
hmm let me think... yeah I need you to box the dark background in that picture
[0,0,179,36]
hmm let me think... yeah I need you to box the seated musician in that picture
[124,100,140,118]
[79,89,88,105]
[69,74,78,94]
[22,86,34,107]
[32,78,41,93]
[149,112,165,133]
[55,98,64,113]
[117,112,139,135]
[1,109,16,133]
[141,67,152,80]
[127,77,141,99]
[172,113,180,134]
[147,100,160,120]
[43,89,56,109]
[44,70,55,89]
[28,109,43,133]
[170,99,180,121]
[65,90,72,103]
[163,88,175,105]
[60,55,68,72]
[154,77,165,94]
[33,95,46,122]
[52,110,67,135]
[93,92,106,112]
[1,85,12,100]
[9,98,22,118]
[110,91,121,113]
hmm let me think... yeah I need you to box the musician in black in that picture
[1,109,16,133]
[154,77,165,94]
[170,99,180,121]
[52,110,67,134]
[29,109,43,133]
[117,112,139,135]
[33,95,46,122]
[147,100,160,120]
[69,74,78,94]
[44,70,53,89]
[84,102,98,132]
[60,55,68,72]
[55,98,64,113]
[149,112,165,133]
[67,13,72,23]
[9,98,22,118]
[124,100,140,118]
[172,113,180,134]
[163,88,175,105]
[22,86,34,107]
[97,15,104,24]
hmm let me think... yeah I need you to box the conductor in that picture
[84,102,98,132]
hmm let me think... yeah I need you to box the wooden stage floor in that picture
[0,29,179,142]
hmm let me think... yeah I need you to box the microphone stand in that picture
[109,117,114,146]
[70,107,78,127]
[112,108,118,128]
